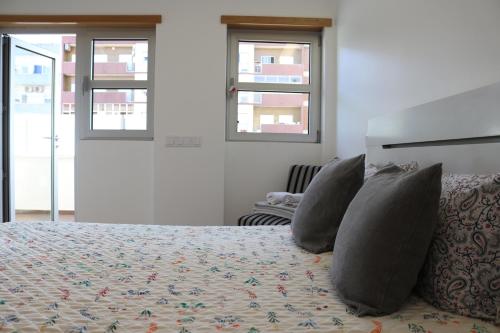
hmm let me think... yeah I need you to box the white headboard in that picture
[366,82,500,174]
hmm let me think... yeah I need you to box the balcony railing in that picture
[259,63,305,75]
[62,61,75,75]
[62,91,75,103]
[254,75,303,84]
[62,103,146,115]
[62,62,143,76]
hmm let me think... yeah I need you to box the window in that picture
[279,56,294,64]
[93,54,108,63]
[261,55,275,64]
[226,31,321,142]
[77,29,155,140]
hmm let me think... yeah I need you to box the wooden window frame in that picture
[0,15,161,28]
[221,15,332,32]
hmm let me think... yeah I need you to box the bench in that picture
[237,164,322,226]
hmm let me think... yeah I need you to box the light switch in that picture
[165,136,202,148]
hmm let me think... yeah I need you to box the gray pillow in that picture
[331,163,442,316]
[291,155,365,254]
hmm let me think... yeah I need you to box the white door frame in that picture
[8,36,59,221]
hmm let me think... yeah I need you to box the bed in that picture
[2,84,500,332]
[1,222,496,333]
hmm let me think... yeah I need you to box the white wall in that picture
[77,141,154,224]
[336,0,500,157]
[1,0,338,225]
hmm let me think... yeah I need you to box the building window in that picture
[261,55,275,64]
[77,29,155,140]
[93,54,108,63]
[226,31,321,142]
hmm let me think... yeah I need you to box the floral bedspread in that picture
[0,222,496,332]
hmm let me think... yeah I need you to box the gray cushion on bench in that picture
[291,155,365,253]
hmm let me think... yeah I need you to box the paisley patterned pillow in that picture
[416,173,500,322]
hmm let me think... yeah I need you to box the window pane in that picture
[237,91,309,134]
[92,89,147,130]
[92,40,148,80]
[238,41,310,84]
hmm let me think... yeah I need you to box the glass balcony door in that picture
[7,37,58,222]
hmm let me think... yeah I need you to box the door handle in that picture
[82,75,90,95]
[42,135,59,142]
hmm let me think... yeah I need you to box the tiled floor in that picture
[15,211,75,222]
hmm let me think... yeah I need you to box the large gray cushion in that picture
[331,164,442,316]
[291,155,365,254]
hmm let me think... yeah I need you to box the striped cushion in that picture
[286,164,322,193]
[238,214,291,226]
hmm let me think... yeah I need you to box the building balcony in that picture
[93,91,129,103]
[261,94,306,107]
[238,91,307,108]
[261,124,304,134]
[62,61,75,75]
[94,62,129,76]
[62,35,76,45]
[62,91,129,104]
[261,63,305,76]
[13,74,52,85]
[62,91,75,104]
[62,62,138,77]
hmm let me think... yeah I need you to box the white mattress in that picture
[0,222,496,332]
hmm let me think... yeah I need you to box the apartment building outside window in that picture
[77,29,155,140]
[226,30,321,143]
